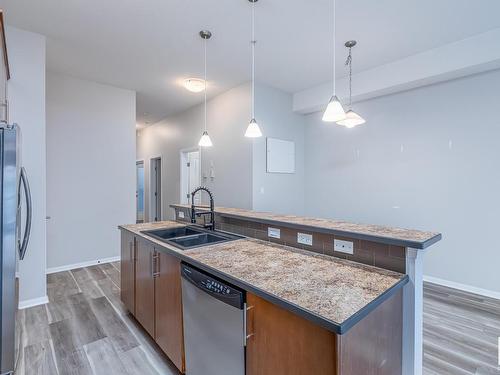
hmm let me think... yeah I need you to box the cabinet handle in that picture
[153,253,160,278]
[244,304,255,345]
[129,241,133,262]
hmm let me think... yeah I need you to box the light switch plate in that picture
[268,227,281,239]
[178,211,185,219]
[334,239,354,254]
[297,233,313,246]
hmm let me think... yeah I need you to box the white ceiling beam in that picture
[293,28,500,115]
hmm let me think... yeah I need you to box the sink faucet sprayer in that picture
[190,186,215,231]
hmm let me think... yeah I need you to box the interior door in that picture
[136,161,145,223]
[188,151,200,205]
[151,157,161,221]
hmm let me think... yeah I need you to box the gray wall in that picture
[46,72,136,269]
[253,84,305,215]
[304,69,500,293]
[137,83,253,220]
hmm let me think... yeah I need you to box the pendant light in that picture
[198,30,213,147]
[337,40,366,128]
[322,0,346,123]
[245,0,263,138]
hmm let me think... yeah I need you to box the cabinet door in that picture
[135,239,156,337]
[154,252,185,373]
[246,293,337,375]
[120,231,135,314]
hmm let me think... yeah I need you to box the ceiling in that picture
[1,0,499,126]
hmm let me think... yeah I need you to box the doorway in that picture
[180,149,201,205]
[150,157,162,221]
[136,160,145,223]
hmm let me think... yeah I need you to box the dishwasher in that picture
[181,263,246,375]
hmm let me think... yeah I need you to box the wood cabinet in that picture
[134,238,156,337]
[246,293,337,375]
[155,252,185,372]
[121,232,186,373]
[120,231,136,314]
[246,291,402,375]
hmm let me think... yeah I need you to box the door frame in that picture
[136,159,145,223]
[179,146,202,205]
[150,155,163,222]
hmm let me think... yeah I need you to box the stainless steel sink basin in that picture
[142,226,203,241]
[141,226,242,250]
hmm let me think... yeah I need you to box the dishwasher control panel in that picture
[181,263,244,309]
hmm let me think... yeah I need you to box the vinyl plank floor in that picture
[23,339,59,375]
[17,262,179,375]
[84,338,129,375]
[18,262,500,374]
[423,282,500,374]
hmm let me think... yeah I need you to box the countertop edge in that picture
[119,225,408,335]
[170,204,441,249]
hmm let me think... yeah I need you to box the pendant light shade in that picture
[322,95,346,122]
[336,110,365,128]
[323,0,346,123]
[198,30,213,147]
[245,118,262,138]
[336,40,366,128]
[245,0,263,138]
[198,130,213,147]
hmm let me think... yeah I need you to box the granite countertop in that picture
[120,221,408,334]
[171,204,441,249]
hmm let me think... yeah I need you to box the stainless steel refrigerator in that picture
[0,124,31,375]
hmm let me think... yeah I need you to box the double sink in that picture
[141,225,242,250]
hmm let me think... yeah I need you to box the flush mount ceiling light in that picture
[322,0,346,123]
[245,0,263,138]
[336,40,366,128]
[198,30,213,147]
[184,78,206,93]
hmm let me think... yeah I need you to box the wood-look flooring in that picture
[423,282,500,374]
[15,262,179,375]
[15,262,500,374]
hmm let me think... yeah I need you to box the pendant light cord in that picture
[204,37,207,132]
[346,47,352,108]
[332,0,336,95]
[251,2,256,119]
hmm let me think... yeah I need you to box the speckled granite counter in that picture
[171,204,441,249]
[120,221,408,333]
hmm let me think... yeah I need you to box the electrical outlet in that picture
[268,227,280,239]
[178,211,185,219]
[297,233,313,246]
[334,239,354,254]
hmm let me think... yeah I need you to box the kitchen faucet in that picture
[191,186,215,231]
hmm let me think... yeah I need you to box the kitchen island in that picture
[119,207,440,374]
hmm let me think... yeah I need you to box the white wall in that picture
[304,69,500,293]
[253,85,305,215]
[137,82,306,219]
[137,83,253,220]
[6,26,47,304]
[46,72,136,269]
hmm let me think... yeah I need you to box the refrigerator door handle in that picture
[18,167,32,260]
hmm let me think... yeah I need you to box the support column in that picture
[402,248,425,375]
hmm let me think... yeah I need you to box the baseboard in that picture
[18,295,49,310]
[46,256,120,274]
[424,275,500,300]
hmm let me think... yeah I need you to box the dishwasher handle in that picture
[181,263,244,310]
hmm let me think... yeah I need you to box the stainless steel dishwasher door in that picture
[181,265,245,375]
